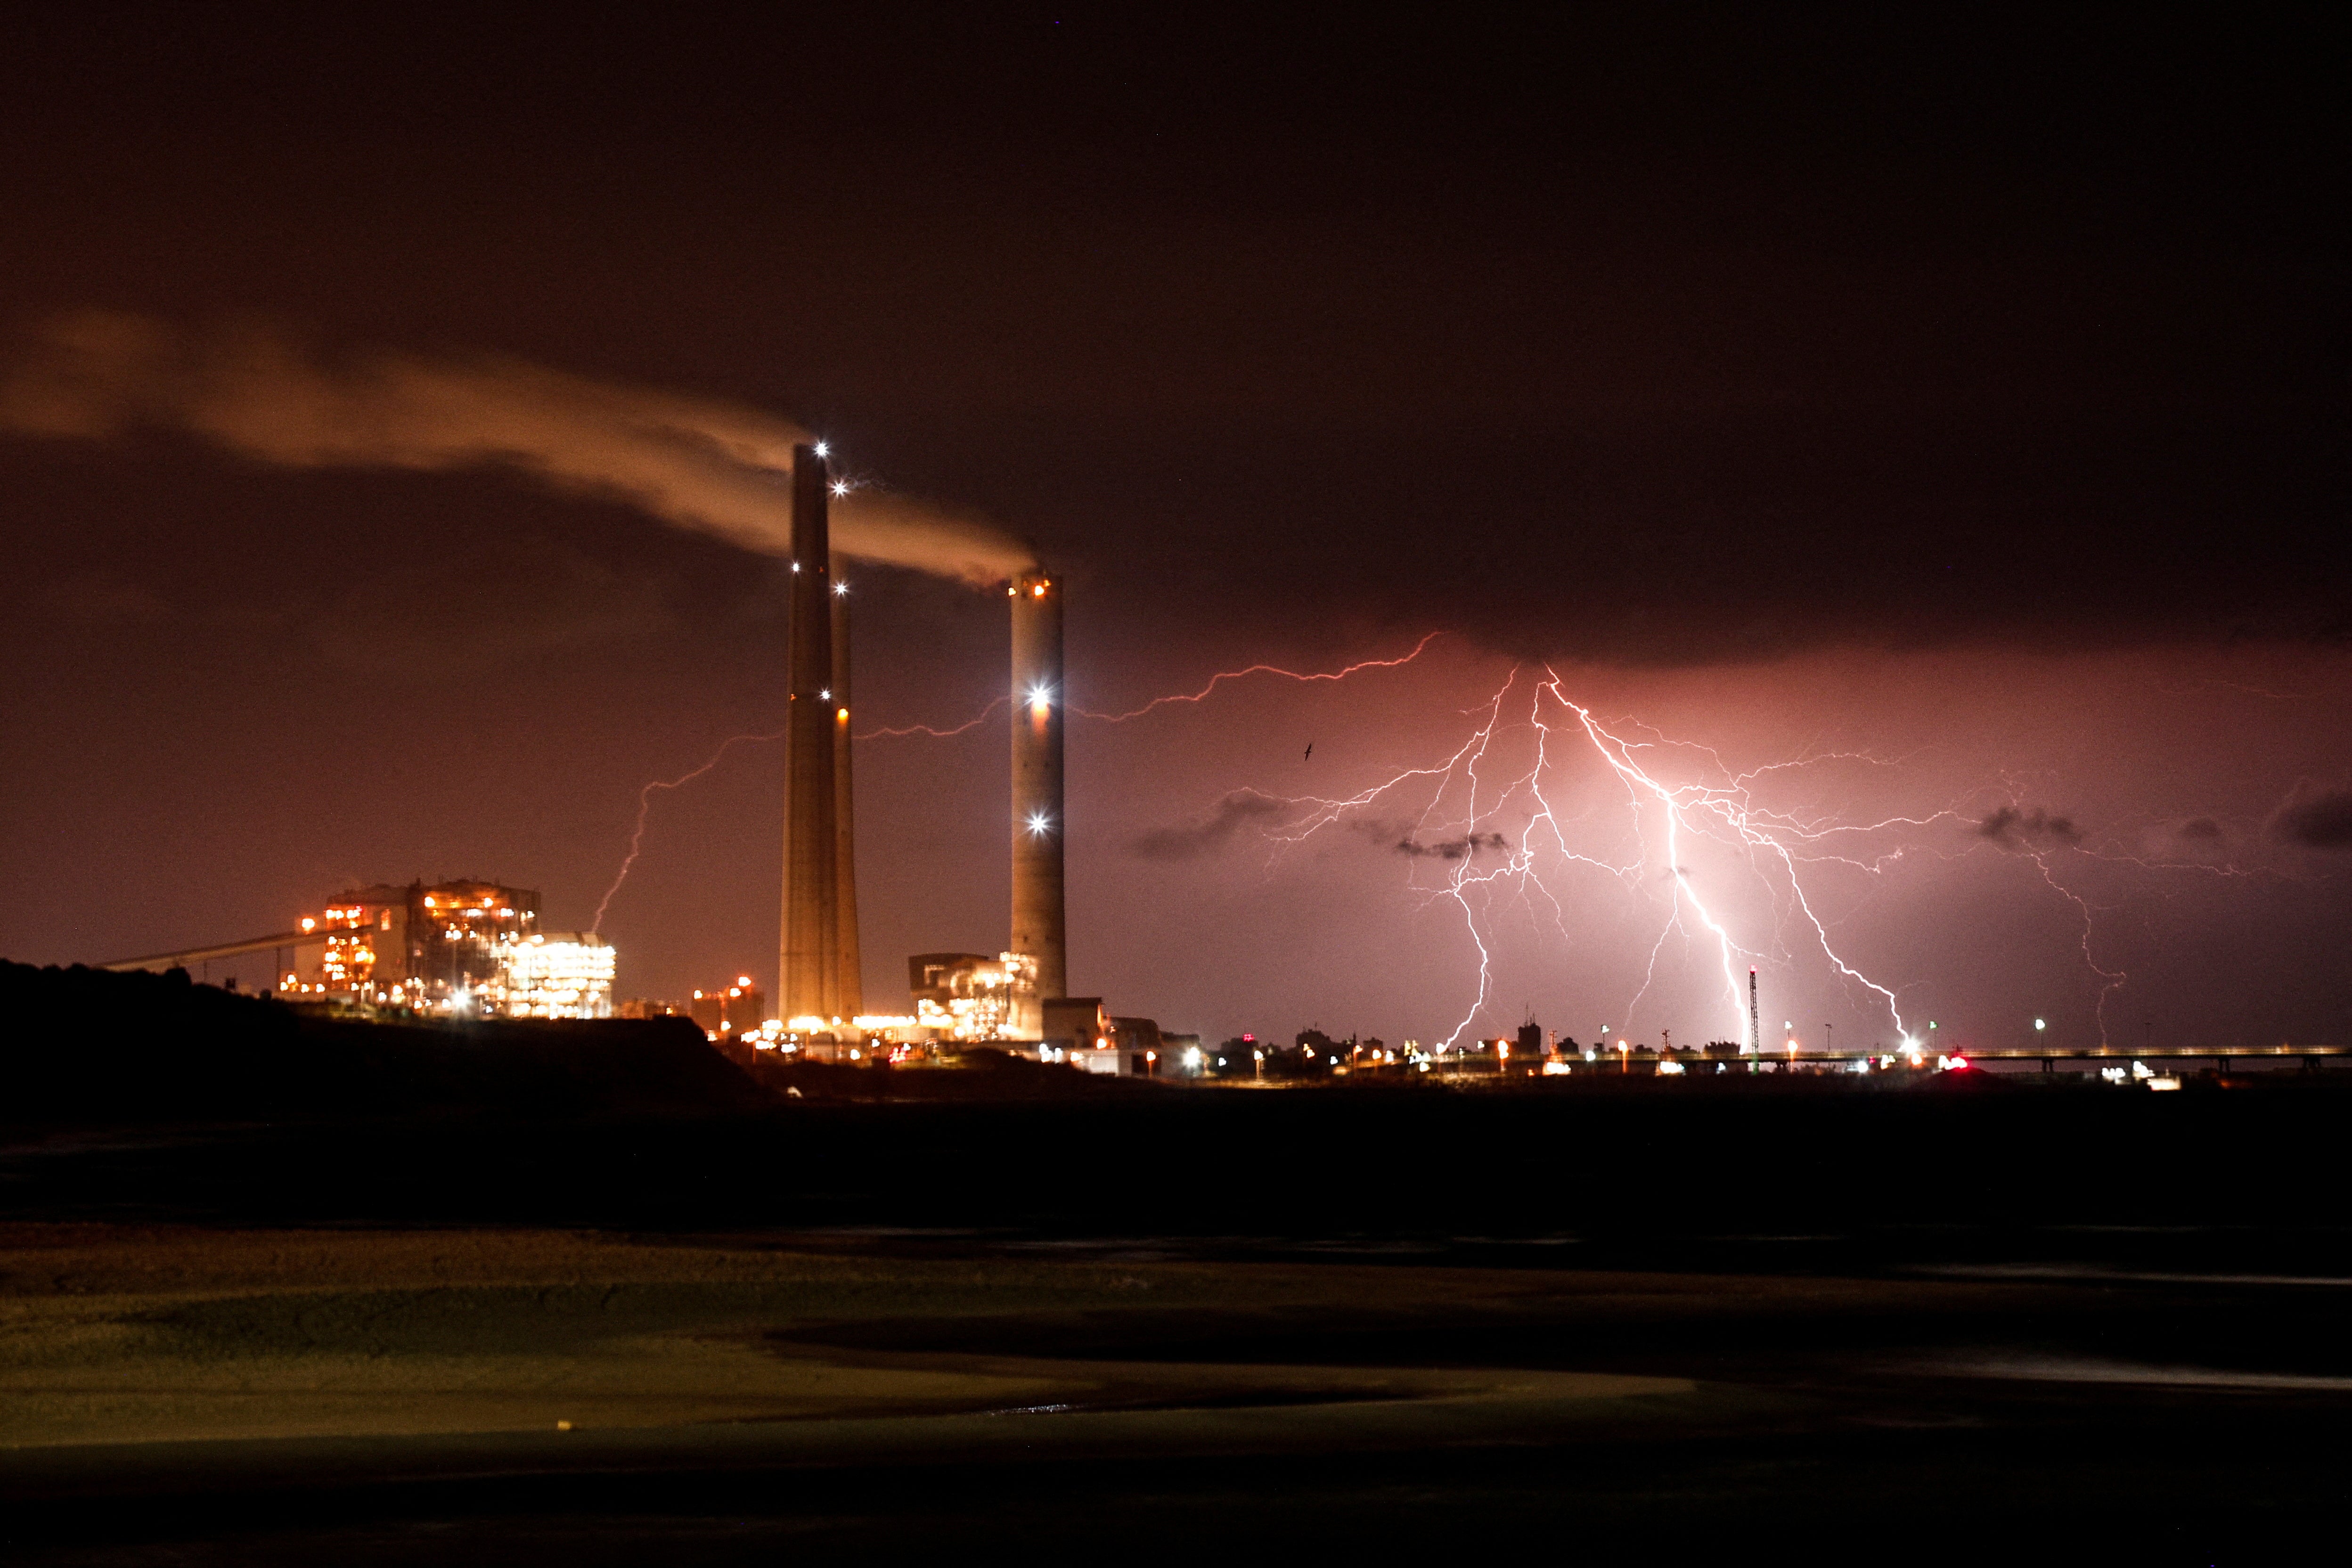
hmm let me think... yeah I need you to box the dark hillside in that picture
[0,962,769,1126]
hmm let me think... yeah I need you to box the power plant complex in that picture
[101,442,1149,1065]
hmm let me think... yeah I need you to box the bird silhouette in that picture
[1304,743,1314,761]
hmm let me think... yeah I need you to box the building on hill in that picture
[283,881,612,1019]
[498,933,616,1019]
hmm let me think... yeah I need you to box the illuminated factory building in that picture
[497,932,618,1019]
[284,880,613,1019]
[908,952,1034,1041]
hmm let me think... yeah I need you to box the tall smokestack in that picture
[1009,570,1065,1037]
[830,552,863,1018]
[779,445,839,1024]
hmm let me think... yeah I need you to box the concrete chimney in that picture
[778,445,840,1024]
[829,551,863,1018]
[1009,570,1065,1037]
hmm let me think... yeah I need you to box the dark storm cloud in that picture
[0,13,2340,668]
[2143,815,2237,866]
[1131,790,1288,861]
[1396,832,1510,861]
[2270,789,2352,850]
[1978,807,2084,851]
[4,8,2352,1051]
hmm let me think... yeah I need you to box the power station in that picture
[99,442,1134,1062]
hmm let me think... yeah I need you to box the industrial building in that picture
[299,880,535,1008]
[103,878,614,1021]
[495,931,617,1019]
[1028,1000,1169,1076]
[908,952,1031,1041]
[618,980,765,1037]
[294,880,613,1019]
[691,980,766,1036]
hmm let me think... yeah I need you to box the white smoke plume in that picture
[0,310,1034,584]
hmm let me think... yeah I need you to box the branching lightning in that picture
[596,633,1945,1052]
[1229,662,1989,1053]
[598,620,2268,1054]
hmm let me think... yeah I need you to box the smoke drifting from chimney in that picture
[0,310,1035,585]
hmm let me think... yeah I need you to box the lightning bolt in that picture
[2019,851,2127,1048]
[1551,685,1764,1050]
[1075,631,1446,723]
[592,727,783,932]
[855,694,1007,741]
[595,690,1012,931]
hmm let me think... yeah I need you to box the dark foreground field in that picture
[4,975,2349,1562]
[4,1212,2349,1566]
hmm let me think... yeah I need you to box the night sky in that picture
[4,8,2347,1053]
